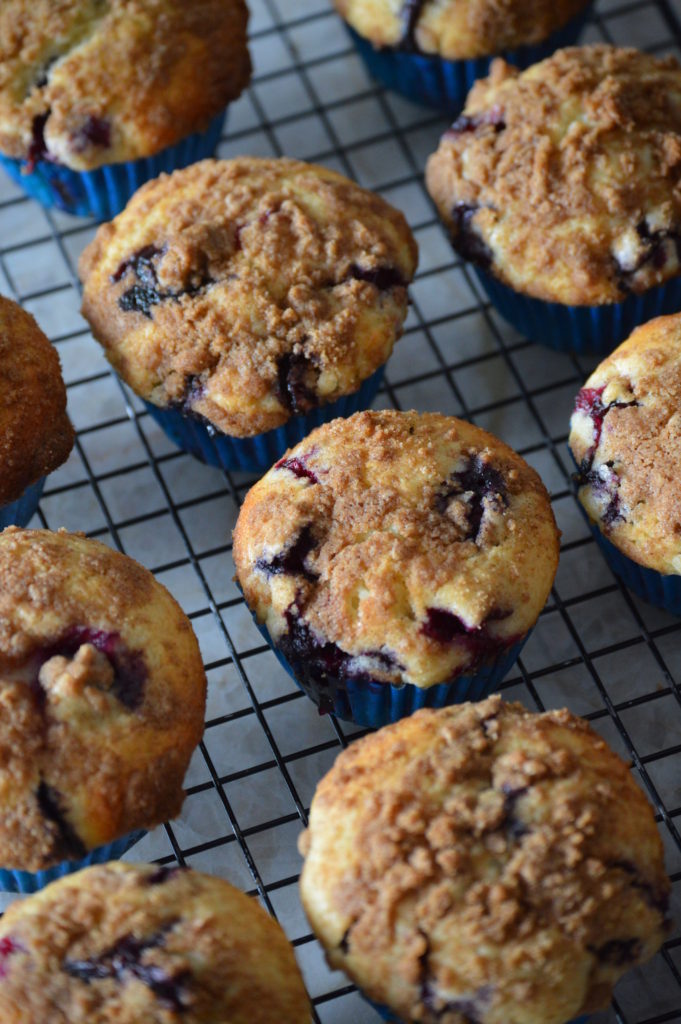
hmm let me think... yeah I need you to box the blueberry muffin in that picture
[79,158,418,471]
[426,46,681,352]
[334,0,590,112]
[0,296,74,528]
[0,1,251,216]
[0,527,206,889]
[0,862,310,1023]
[299,696,670,1024]
[568,312,681,611]
[233,410,559,725]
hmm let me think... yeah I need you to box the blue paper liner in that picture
[0,476,45,529]
[346,6,590,112]
[589,523,681,616]
[0,829,145,894]
[251,613,528,728]
[370,1000,588,1024]
[144,366,385,473]
[0,111,226,220]
[473,265,681,355]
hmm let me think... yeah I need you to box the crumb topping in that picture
[0,528,206,871]
[79,158,418,438]
[426,46,681,305]
[299,697,670,1024]
[0,863,310,1023]
[0,0,251,171]
[233,411,559,689]
[334,0,589,59]
[0,296,74,506]
[568,312,681,572]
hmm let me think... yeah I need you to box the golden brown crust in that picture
[0,862,310,1023]
[299,696,670,1024]
[0,296,74,506]
[79,158,418,438]
[0,0,251,171]
[0,528,207,871]
[426,46,681,305]
[233,410,559,688]
[568,312,681,572]
[336,0,589,59]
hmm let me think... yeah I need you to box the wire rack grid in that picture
[1,1,681,1021]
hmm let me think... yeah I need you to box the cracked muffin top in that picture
[334,0,589,60]
[79,158,418,439]
[0,527,206,872]
[233,410,559,689]
[425,46,681,305]
[568,313,681,573]
[299,696,670,1024]
[0,862,310,1023]
[0,0,250,172]
[0,296,74,506]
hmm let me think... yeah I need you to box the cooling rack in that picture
[1,1,681,1020]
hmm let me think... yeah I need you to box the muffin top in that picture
[0,0,250,171]
[299,696,670,1024]
[425,46,681,305]
[79,158,418,438]
[0,862,310,1023]
[233,410,559,691]
[0,527,206,871]
[0,296,74,506]
[568,313,681,572]
[335,0,589,60]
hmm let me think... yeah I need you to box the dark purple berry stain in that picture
[611,860,670,918]
[500,782,530,842]
[588,938,642,966]
[26,111,51,171]
[30,625,147,711]
[275,452,319,484]
[615,220,681,293]
[112,245,214,319]
[0,937,23,980]
[277,605,402,714]
[573,386,638,526]
[72,115,111,152]
[36,781,86,861]
[421,607,516,671]
[255,525,319,582]
[400,0,427,50]
[435,455,508,543]
[275,352,318,415]
[347,263,405,290]
[450,203,494,270]
[446,106,506,138]
[64,925,190,1014]
[146,865,186,886]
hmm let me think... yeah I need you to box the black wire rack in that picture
[1,0,681,1021]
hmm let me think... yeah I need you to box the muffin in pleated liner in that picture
[298,698,670,1024]
[233,410,559,728]
[0,528,207,893]
[0,112,226,220]
[144,365,384,473]
[568,313,681,616]
[426,46,681,355]
[0,296,74,528]
[344,5,590,113]
[0,862,311,1023]
[0,1,250,218]
[79,158,418,471]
